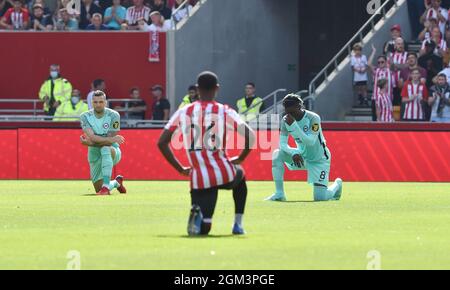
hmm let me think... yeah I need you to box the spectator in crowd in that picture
[151,85,170,121]
[54,7,78,30]
[368,45,394,121]
[429,73,450,122]
[150,0,171,21]
[178,85,199,109]
[384,25,404,55]
[97,0,113,11]
[420,26,447,58]
[401,68,429,121]
[39,64,73,116]
[389,38,409,107]
[79,0,102,30]
[399,52,427,89]
[0,0,29,30]
[418,17,438,41]
[104,0,126,30]
[0,0,13,17]
[236,83,265,122]
[351,43,369,106]
[87,79,106,109]
[29,0,51,15]
[420,0,448,37]
[53,89,89,122]
[30,3,52,30]
[116,87,147,120]
[375,79,394,123]
[419,40,444,88]
[125,0,150,30]
[86,12,109,30]
[141,10,170,31]
[171,0,192,23]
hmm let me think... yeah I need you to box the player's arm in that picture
[230,122,256,165]
[285,114,320,146]
[279,120,300,156]
[158,110,191,176]
[158,129,191,176]
[83,128,124,146]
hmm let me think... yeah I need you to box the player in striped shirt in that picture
[401,68,429,121]
[375,79,394,123]
[266,94,343,202]
[158,71,255,236]
[388,38,408,107]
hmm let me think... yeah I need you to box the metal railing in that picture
[307,0,400,100]
[0,99,44,115]
[171,0,208,30]
[239,88,287,118]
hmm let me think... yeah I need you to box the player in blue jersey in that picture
[266,94,343,202]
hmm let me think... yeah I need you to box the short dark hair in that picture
[93,90,106,98]
[246,82,256,88]
[377,55,387,61]
[130,87,139,94]
[438,73,447,79]
[93,79,105,89]
[197,71,218,91]
[407,52,418,59]
[188,85,197,91]
[282,94,304,109]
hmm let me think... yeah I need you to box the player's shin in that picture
[100,147,113,187]
[233,179,247,227]
[272,150,285,195]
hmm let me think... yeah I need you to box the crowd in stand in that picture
[0,0,196,31]
[352,0,450,123]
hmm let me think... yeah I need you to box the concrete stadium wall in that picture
[314,0,412,120]
[167,0,300,111]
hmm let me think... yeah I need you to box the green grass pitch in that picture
[0,181,449,270]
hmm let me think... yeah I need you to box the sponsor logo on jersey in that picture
[103,123,110,129]
[113,121,120,129]
[312,124,320,132]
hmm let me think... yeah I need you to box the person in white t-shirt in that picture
[140,11,171,32]
[351,43,369,106]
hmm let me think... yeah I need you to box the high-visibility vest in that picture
[53,101,89,122]
[39,77,73,112]
[178,95,199,109]
[237,96,263,122]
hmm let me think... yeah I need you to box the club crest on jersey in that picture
[113,121,120,129]
[312,124,320,132]
[303,126,309,132]
[103,123,110,129]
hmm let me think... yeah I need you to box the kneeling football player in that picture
[266,94,343,202]
[158,71,255,236]
[79,91,127,196]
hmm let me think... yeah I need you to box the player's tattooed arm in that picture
[158,129,191,176]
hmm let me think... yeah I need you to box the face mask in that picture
[50,71,59,79]
[71,96,80,104]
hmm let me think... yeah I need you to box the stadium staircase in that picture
[304,0,412,121]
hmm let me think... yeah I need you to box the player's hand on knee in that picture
[292,154,304,168]
[112,135,125,145]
